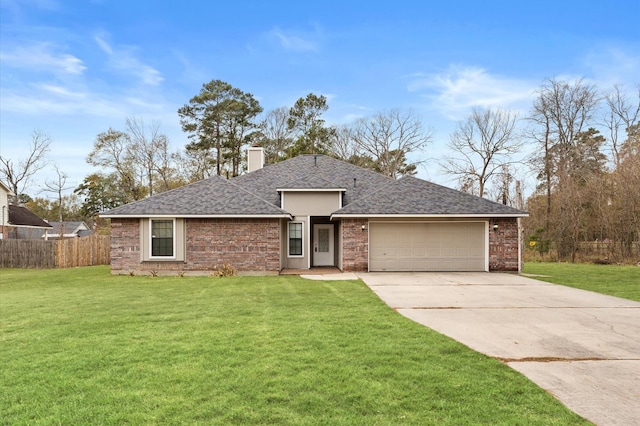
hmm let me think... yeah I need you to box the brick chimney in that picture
[247,145,264,173]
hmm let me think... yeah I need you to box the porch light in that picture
[493,224,499,232]
[361,225,366,231]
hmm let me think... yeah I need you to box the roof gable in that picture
[333,175,528,217]
[231,154,392,205]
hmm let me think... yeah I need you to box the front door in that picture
[313,224,334,266]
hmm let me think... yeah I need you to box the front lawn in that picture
[523,262,640,302]
[1,267,587,425]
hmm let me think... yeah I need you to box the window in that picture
[151,219,174,257]
[288,222,303,256]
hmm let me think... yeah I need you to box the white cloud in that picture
[267,27,318,52]
[0,42,86,75]
[94,34,164,86]
[94,35,113,55]
[407,65,536,120]
[582,46,640,87]
[37,83,86,98]
[0,0,59,17]
[0,89,122,117]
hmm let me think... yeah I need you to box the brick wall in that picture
[110,218,140,272]
[342,217,521,273]
[489,217,520,271]
[110,218,281,275]
[341,218,369,272]
[110,216,520,274]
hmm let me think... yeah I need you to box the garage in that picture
[369,222,487,272]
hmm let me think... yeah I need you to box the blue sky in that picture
[1,0,639,198]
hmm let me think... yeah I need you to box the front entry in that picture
[313,224,334,266]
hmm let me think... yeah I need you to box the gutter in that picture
[330,213,529,219]
[101,213,294,220]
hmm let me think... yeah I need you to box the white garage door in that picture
[369,222,486,272]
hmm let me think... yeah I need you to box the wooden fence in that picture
[0,235,111,269]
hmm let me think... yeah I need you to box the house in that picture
[0,181,10,239]
[102,149,528,275]
[46,221,92,239]
[1,181,53,239]
[15,221,93,240]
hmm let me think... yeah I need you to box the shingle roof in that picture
[278,173,346,190]
[232,154,392,205]
[8,205,53,228]
[102,175,291,217]
[102,154,527,218]
[16,221,91,239]
[332,175,528,216]
[47,221,93,237]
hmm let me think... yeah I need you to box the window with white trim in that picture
[288,222,303,256]
[151,219,174,257]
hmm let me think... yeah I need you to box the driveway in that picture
[358,272,640,426]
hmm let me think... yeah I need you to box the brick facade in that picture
[488,217,520,271]
[110,218,281,275]
[110,217,520,275]
[341,218,369,272]
[110,218,141,272]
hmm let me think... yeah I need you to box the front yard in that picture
[1,267,587,425]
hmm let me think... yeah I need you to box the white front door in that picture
[313,224,334,266]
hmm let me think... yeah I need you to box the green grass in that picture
[1,267,588,425]
[523,262,640,302]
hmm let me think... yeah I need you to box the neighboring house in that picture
[0,181,10,239]
[15,221,92,240]
[48,221,92,239]
[0,180,53,239]
[103,149,528,275]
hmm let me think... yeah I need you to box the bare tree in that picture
[442,107,521,198]
[126,117,174,196]
[527,78,600,260]
[488,164,519,206]
[256,107,294,164]
[350,108,433,178]
[608,123,640,259]
[528,78,599,241]
[0,129,52,204]
[329,124,355,160]
[43,165,74,223]
[603,84,640,167]
[86,128,145,201]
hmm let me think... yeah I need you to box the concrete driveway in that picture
[358,272,640,426]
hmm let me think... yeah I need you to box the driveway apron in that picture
[358,272,640,426]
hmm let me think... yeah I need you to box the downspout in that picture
[518,217,523,272]
[1,205,5,239]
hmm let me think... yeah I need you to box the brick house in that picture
[102,149,528,275]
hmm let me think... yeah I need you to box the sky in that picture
[1,0,639,200]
